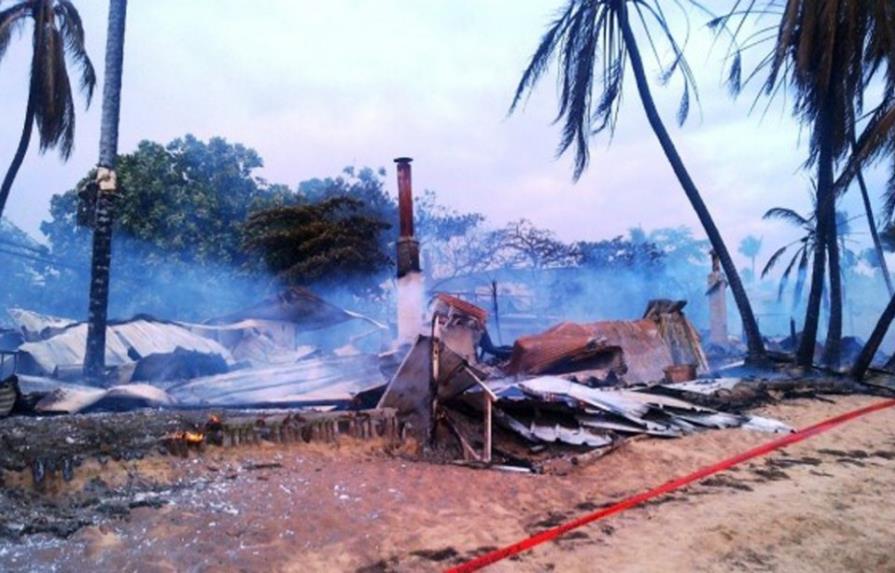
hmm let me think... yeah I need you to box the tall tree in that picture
[0,0,95,218]
[738,235,763,278]
[512,0,767,362]
[243,196,391,293]
[718,1,895,367]
[84,0,127,381]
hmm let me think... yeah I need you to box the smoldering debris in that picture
[373,295,802,474]
[1,287,391,415]
[0,407,404,540]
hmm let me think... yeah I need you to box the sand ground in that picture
[1,394,893,572]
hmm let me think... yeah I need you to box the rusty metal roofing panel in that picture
[507,315,706,384]
[434,293,489,326]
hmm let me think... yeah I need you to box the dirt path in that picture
[1,395,893,572]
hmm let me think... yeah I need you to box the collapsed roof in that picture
[7,308,78,342]
[16,319,234,377]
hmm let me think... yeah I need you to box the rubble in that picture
[0,407,403,540]
[370,294,796,472]
[0,376,15,418]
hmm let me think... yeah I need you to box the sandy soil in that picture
[1,394,893,572]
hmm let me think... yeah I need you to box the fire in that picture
[167,430,205,445]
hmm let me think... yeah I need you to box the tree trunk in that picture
[0,84,37,220]
[617,6,766,361]
[855,162,893,296]
[851,291,895,380]
[84,0,128,381]
[796,106,834,367]
[822,200,842,367]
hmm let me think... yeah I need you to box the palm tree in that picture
[716,1,895,368]
[763,199,856,320]
[84,0,127,381]
[0,0,95,218]
[762,206,813,313]
[738,235,762,278]
[511,0,767,362]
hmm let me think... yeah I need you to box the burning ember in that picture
[163,430,206,457]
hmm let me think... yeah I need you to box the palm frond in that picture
[55,0,95,105]
[511,0,708,180]
[0,1,30,63]
[33,12,76,158]
[761,244,789,277]
[510,2,574,113]
[763,206,809,227]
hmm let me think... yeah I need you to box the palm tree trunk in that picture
[797,107,834,367]
[84,0,128,381]
[822,203,842,367]
[851,291,895,380]
[0,90,36,219]
[617,6,766,361]
[855,165,893,296]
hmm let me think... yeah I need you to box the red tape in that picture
[446,398,895,573]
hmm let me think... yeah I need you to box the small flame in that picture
[167,430,205,445]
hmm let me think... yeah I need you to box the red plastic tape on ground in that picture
[446,398,895,573]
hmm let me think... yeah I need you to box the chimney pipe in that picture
[395,157,414,238]
[394,157,422,344]
[394,157,420,278]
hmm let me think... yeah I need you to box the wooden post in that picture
[483,393,492,463]
[429,315,443,446]
[464,364,497,465]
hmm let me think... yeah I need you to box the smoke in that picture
[5,211,895,359]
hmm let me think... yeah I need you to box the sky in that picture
[0,0,890,274]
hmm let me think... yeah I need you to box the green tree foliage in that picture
[576,234,664,272]
[36,141,483,320]
[42,135,293,267]
[243,197,391,291]
[39,135,296,319]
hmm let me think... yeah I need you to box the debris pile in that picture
[375,296,792,471]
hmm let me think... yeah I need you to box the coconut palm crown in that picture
[0,0,96,217]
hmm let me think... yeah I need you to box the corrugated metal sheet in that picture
[35,383,176,414]
[17,319,234,375]
[168,354,385,407]
[7,308,76,341]
[467,376,790,445]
